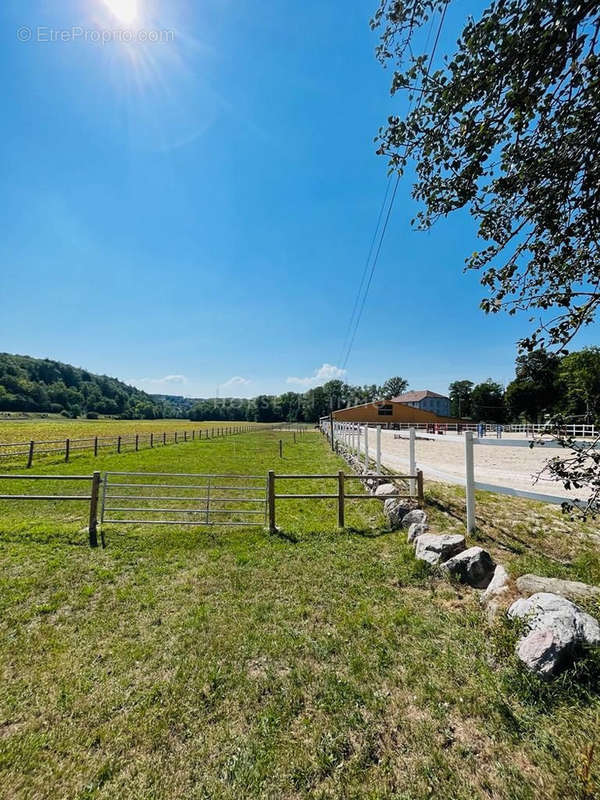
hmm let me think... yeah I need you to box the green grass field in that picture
[1,429,599,799]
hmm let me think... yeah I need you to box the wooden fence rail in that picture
[266,470,424,533]
[0,472,101,547]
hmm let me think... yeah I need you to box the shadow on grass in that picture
[270,528,299,544]
[0,527,90,548]
[345,526,394,539]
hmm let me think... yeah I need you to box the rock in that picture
[401,509,427,529]
[407,522,429,544]
[383,498,412,529]
[508,592,600,678]
[375,483,400,498]
[440,546,496,588]
[516,574,600,603]
[414,533,466,566]
[480,565,512,619]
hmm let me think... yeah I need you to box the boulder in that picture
[407,522,429,544]
[508,592,600,678]
[516,574,600,603]
[401,509,428,529]
[480,565,512,619]
[375,483,400,498]
[441,546,496,588]
[383,498,412,530]
[414,533,466,566]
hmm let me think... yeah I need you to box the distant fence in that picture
[375,421,596,438]
[0,423,279,469]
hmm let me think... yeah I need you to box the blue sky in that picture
[1,0,597,399]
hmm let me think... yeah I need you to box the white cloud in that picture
[132,374,188,390]
[286,363,346,387]
[221,376,251,388]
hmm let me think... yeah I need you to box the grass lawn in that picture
[1,430,599,799]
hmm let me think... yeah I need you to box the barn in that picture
[330,399,457,427]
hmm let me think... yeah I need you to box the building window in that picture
[378,404,393,416]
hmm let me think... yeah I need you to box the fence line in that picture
[0,423,294,469]
[373,421,596,438]
[266,470,423,533]
[321,419,589,530]
[0,462,421,544]
[0,472,101,546]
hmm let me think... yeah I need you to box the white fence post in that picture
[376,425,381,474]
[357,424,361,458]
[465,431,476,533]
[409,426,416,496]
[364,425,369,469]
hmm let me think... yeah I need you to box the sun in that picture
[103,0,139,24]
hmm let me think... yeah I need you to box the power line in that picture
[339,1,449,372]
[337,176,393,367]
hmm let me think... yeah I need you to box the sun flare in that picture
[103,0,139,25]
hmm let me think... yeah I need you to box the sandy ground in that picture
[356,428,584,501]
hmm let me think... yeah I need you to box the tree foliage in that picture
[0,353,162,419]
[448,379,473,418]
[372,0,600,351]
[381,376,409,397]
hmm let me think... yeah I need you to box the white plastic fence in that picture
[320,419,589,531]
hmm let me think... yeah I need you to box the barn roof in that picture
[392,390,448,402]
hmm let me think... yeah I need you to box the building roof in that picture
[392,390,449,403]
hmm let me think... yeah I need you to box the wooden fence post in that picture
[88,471,101,548]
[27,440,34,469]
[417,470,424,509]
[163,432,167,446]
[94,436,98,457]
[192,430,195,441]
[117,436,122,454]
[465,431,476,533]
[338,470,345,528]
[175,432,178,444]
[135,434,139,452]
[65,439,70,463]
[267,470,276,533]
[150,433,154,448]
[279,439,283,458]
[409,427,416,496]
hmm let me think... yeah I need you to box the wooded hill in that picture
[0,353,167,419]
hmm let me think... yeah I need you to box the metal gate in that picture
[101,471,267,527]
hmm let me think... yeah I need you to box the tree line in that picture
[2,351,599,426]
[450,348,600,424]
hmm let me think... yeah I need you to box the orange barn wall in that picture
[331,402,457,425]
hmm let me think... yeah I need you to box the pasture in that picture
[1,428,600,799]
[0,417,240,444]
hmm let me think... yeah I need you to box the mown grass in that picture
[1,430,599,799]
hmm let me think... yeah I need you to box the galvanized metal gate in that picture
[100,471,267,527]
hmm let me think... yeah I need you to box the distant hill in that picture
[0,353,168,419]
